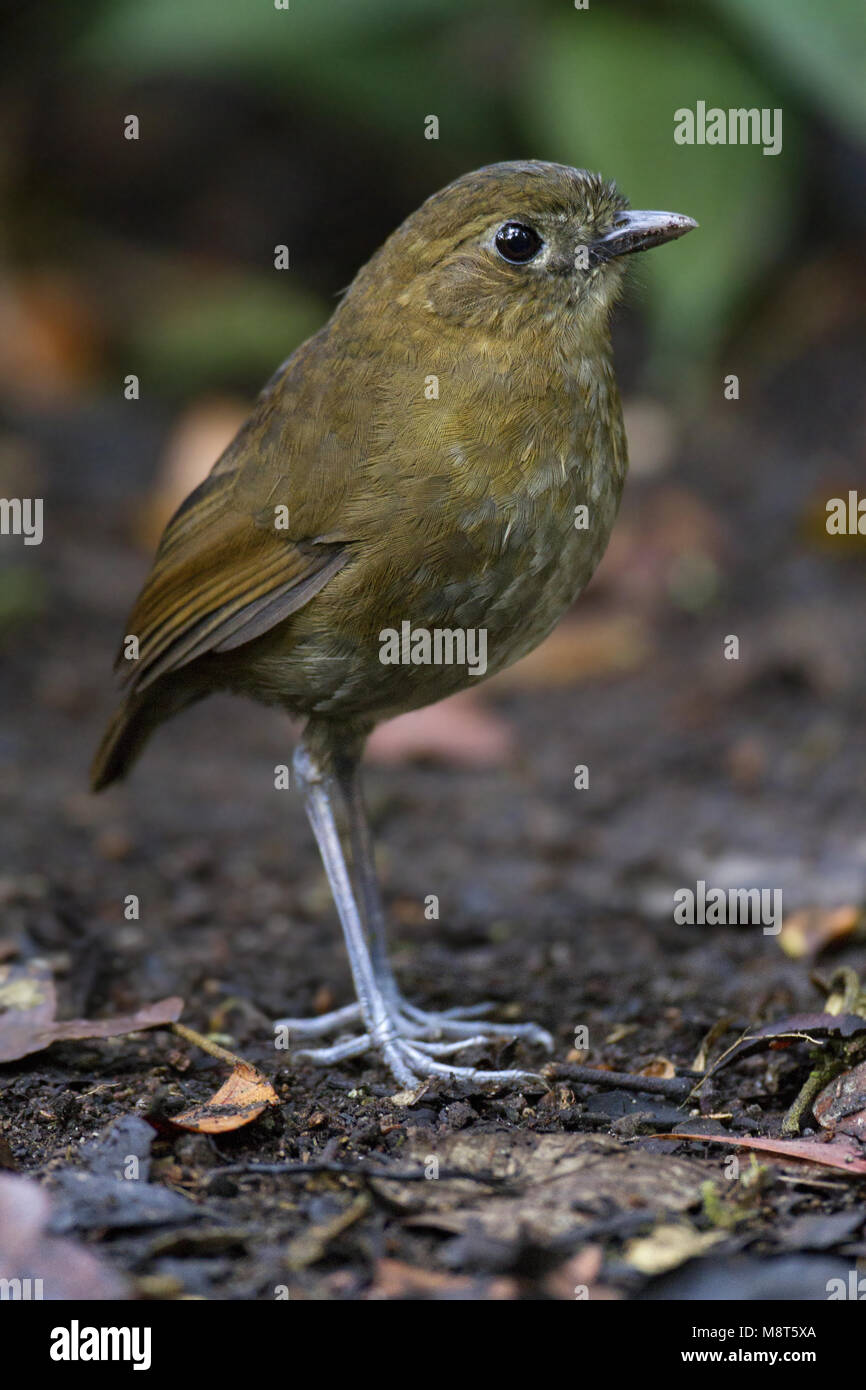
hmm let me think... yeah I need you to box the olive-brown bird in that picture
[92,161,696,1088]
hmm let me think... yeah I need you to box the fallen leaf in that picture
[697,1012,866,1089]
[371,1131,715,1245]
[51,1169,199,1234]
[625,1222,725,1275]
[779,906,861,960]
[0,1173,128,1299]
[169,1059,279,1134]
[641,1057,676,1079]
[167,1022,280,1132]
[0,959,183,1062]
[49,1118,195,1239]
[814,1060,866,1141]
[661,1131,866,1176]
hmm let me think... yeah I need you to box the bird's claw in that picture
[276,997,552,1088]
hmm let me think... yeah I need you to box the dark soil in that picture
[1,322,865,1301]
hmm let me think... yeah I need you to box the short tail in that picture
[90,686,201,791]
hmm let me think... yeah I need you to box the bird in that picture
[92,160,696,1089]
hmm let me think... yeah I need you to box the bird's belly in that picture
[461,484,621,679]
[239,465,620,720]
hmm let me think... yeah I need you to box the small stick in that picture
[550,1063,695,1100]
[170,1020,244,1067]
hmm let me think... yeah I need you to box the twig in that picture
[170,1020,243,1067]
[550,1063,695,1100]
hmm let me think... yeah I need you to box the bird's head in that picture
[349,160,696,351]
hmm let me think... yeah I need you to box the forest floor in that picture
[1,320,865,1301]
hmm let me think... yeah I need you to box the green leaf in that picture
[712,0,866,140]
[125,273,325,394]
[526,14,798,386]
[73,0,500,144]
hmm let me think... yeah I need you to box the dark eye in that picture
[494,221,543,264]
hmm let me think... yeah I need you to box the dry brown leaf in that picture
[779,906,861,960]
[170,1059,279,1134]
[640,1057,676,1079]
[0,959,182,1063]
[662,1130,866,1176]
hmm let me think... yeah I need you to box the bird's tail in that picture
[90,687,200,791]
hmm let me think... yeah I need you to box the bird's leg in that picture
[336,751,400,999]
[335,751,481,1015]
[276,736,551,1086]
[337,753,550,1043]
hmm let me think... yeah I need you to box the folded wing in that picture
[117,468,349,693]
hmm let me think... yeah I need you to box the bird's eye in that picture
[494,222,544,265]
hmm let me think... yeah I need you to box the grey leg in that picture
[337,752,399,991]
[275,739,551,1087]
[338,753,550,1043]
[282,744,414,1088]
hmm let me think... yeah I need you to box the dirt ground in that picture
[1,318,865,1301]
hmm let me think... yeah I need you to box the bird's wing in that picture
[116,392,354,695]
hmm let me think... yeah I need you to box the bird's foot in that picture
[275,997,553,1089]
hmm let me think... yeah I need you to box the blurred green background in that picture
[1,0,864,655]
[2,0,864,406]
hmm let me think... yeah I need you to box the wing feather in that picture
[117,470,350,693]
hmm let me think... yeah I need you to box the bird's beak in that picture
[592,210,698,262]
